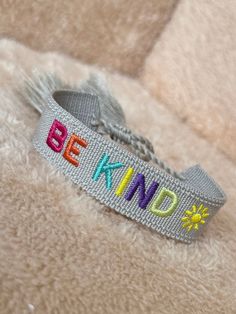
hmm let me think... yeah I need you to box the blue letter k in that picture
[92,153,124,190]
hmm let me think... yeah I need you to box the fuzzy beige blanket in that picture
[0,39,236,314]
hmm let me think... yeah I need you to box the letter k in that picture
[92,153,124,190]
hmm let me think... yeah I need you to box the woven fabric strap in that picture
[32,91,226,243]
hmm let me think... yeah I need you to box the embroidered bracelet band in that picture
[32,90,226,243]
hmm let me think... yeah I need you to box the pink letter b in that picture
[46,119,68,152]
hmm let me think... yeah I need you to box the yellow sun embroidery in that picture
[181,204,209,232]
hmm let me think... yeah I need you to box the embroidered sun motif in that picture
[181,204,209,232]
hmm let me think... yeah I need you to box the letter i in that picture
[115,167,134,196]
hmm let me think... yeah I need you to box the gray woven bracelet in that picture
[31,87,226,243]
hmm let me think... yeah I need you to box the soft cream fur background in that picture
[1,0,236,313]
[0,0,177,75]
[142,0,236,162]
[0,39,236,314]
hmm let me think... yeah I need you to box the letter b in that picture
[46,119,68,152]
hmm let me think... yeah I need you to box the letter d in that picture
[150,188,179,217]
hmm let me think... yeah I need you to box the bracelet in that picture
[32,90,226,243]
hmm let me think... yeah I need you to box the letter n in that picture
[125,173,159,209]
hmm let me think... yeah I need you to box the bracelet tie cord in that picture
[32,90,227,243]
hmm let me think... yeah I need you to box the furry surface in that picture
[0,0,177,76]
[142,0,236,163]
[0,39,236,314]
